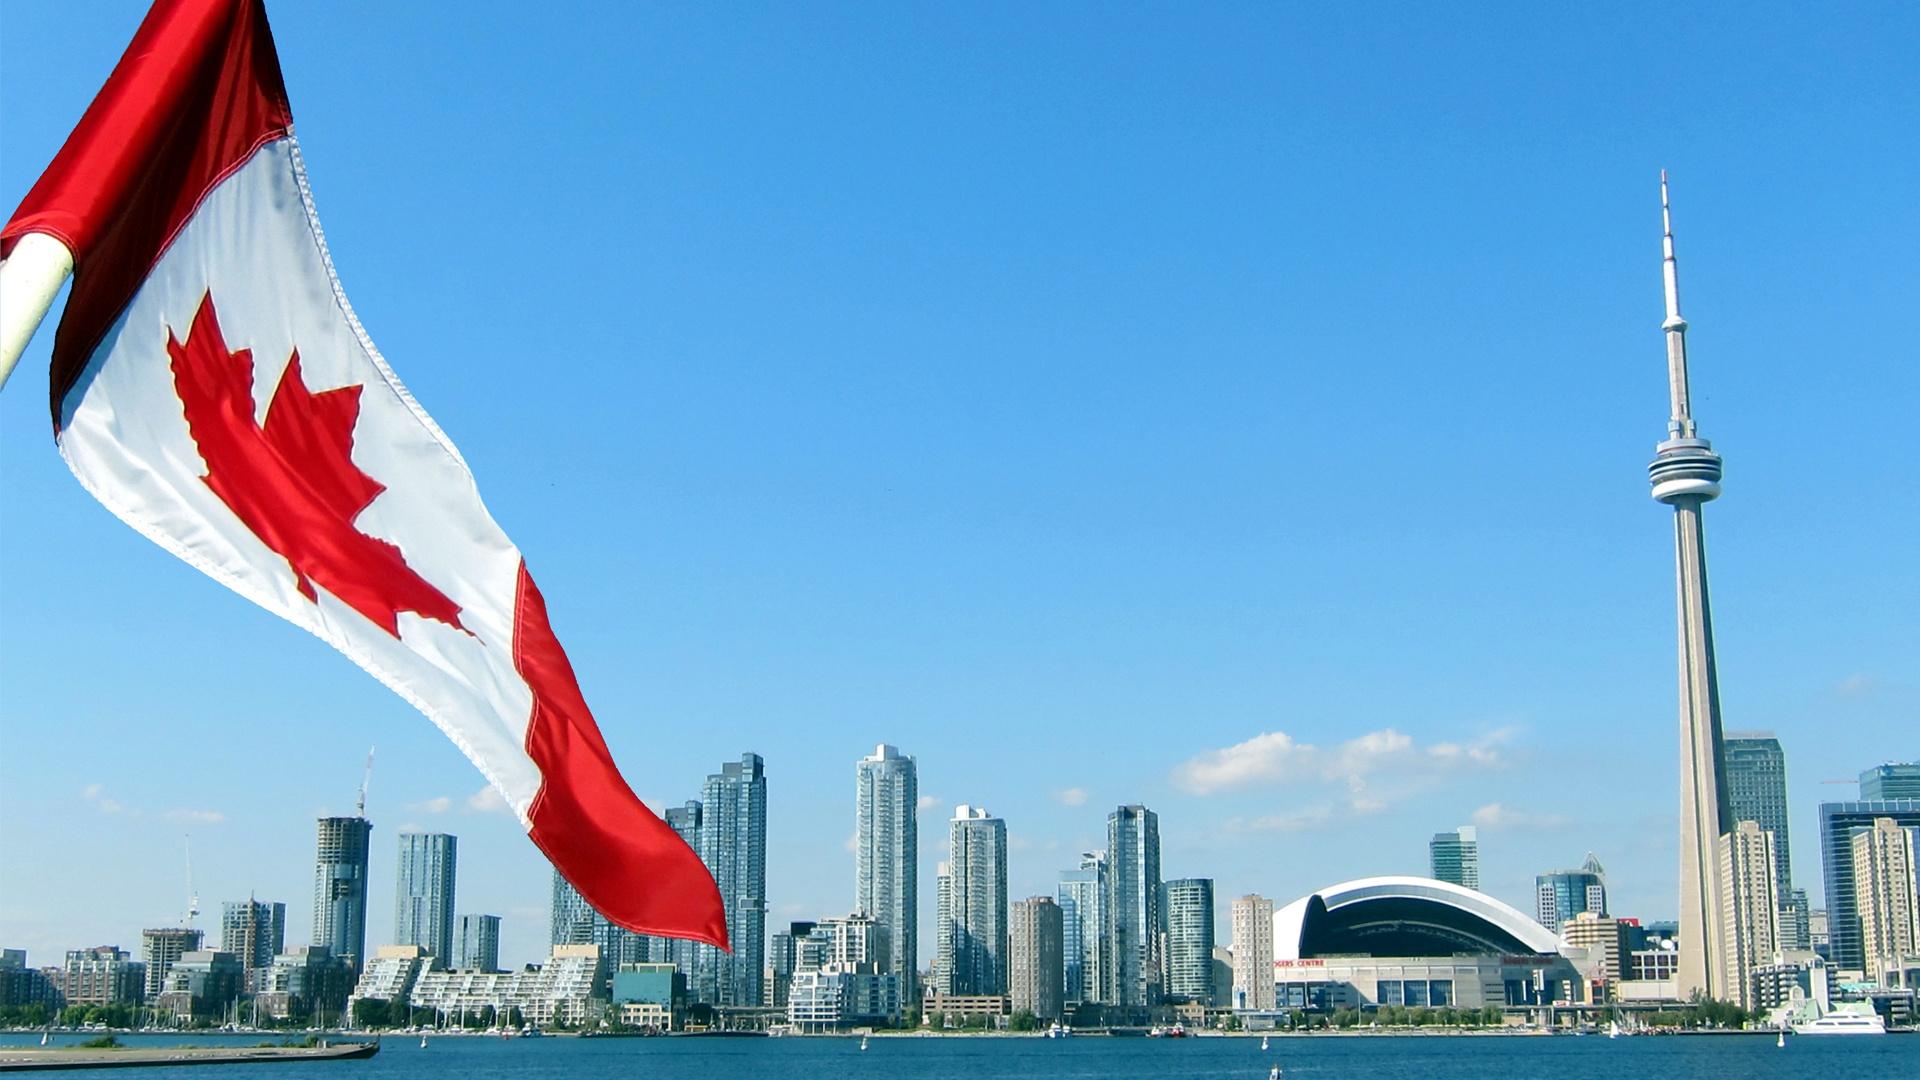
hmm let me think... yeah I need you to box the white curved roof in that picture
[1272,875,1560,960]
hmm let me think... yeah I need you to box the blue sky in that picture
[1,1,1914,971]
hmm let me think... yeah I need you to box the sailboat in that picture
[859,1034,869,1051]
[420,1034,429,1049]
[1260,1034,1270,1051]
[1776,1027,1785,1048]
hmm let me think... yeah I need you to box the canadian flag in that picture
[0,0,727,948]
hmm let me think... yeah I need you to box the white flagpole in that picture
[0,231,76,391]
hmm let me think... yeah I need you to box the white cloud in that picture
[1172,731,1313,795]
[1173,727,1510,796]
[1053,787,1089,807]
[164,809,225,825]
[405,796,453,815]
[1835,673,1875,697]
[81,783,124,815]
[916,795,942,812]
[466,785,510,814]
[1228,806,1334,833]
[1471,802,1569,830]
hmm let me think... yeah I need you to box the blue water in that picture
[7,1030,1917,1078]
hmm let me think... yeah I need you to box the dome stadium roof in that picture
[1273,876,1561,960]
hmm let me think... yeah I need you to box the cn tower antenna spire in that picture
[1660,169,1694,437]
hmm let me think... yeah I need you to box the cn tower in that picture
[1648,173,1734,1002]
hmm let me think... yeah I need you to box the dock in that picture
[0,1041,378,1071]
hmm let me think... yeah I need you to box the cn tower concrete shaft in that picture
[1648,174,1733,1003]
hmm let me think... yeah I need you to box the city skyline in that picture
[4,2,1916,974]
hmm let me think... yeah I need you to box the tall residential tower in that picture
[1429,826,1480,891]
[312,816,373,971]
[854,745,918,993]
[1107,805,1162,1007]
[692,753,767,1006]
[393,833,457,961]
[1647,174,1736,1002]
[938,805,1009,995]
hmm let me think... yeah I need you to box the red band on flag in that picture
[1,0,290,426]
[515,562,731,950]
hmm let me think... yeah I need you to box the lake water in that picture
[7,1030,1918,1078]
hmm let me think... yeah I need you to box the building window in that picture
[1377,979,1403,1006]
[1404,980,1429,1007]
[1429,980,1452,1007]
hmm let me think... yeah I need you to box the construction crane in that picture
[356,745,375,818]
[183,833,200,928]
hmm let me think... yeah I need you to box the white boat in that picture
[1776,1028,1785,1048]
[1790,1005,1885,1036]
[1260,1035,1269,1050]
[859,1034,869,1051]
[419,1035,428,1049]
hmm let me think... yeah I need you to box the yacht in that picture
[1790,1006,1885,1036]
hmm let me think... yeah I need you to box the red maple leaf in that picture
[167,292,466,638]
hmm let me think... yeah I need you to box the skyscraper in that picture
[932,863,952,993]
[1861,764,1920,801]
[1718,820,1780,1011]
[938,805,1009,995]
[394,833,457,960]
[550,869,644,966]
[1058,852,1109,1007]
[140,928,201,1000]
[1009,896,1064,1022]
[1429,826,1480,890]
[854,744,917,994]
[220,898,285,979]
[638,800,705,977]
[1107,805,1162,1007]
[692,753,767,1006]
[1646,175,1736,1002]
[1724,734,1792,895]
[1161,878,1215,1003]
[1229,894,1275,1011]
[1851,818,1919,984]
[1536,855,1607,934]
[452,914,500,972]
[1817,799,1920,971]
[313,816,372,970]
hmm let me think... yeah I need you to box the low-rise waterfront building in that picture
[0,950,62,1015]
[612,962,681,1030]
[405,944,608,1029]
[345,944,430,1017]
[257,945,352,1021]
[921,991,1010,1026]
[155,950,243,1020]
[787,965,902,1031]
[53,947,145,1006]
